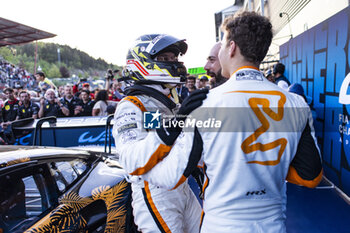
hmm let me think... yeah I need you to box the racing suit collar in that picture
[228,66,264,83]
[230,66,259,78]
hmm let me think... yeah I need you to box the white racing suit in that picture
[137,67,323,233]
[112,86,201,233]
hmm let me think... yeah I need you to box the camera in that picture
[106,69,114,80]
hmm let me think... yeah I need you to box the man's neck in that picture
[24,101,30,107]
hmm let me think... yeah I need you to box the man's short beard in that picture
[216,69,228,85]
[209,69,228,88]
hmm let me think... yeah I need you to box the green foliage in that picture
[0,42,121,79]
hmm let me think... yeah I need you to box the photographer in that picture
[105,69,124,101]
[38,89,64,118]
[104,69,115,90]
[76,90,95,116]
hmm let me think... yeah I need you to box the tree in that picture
[60,66,70,78]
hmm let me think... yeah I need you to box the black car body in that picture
[0,145,135,233]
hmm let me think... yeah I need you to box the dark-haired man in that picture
[138,12,323,233]
[35,71,57,95]
[1,88,19,123]
[273,63,290,90]
[179,75,197,99]
[0,88,19,143]
[76,90,95,116]
[17,91,39,120]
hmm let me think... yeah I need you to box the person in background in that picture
[0,88,19,143]
[186,75,196,93]
[105,69,122,101]
[60,85,82,117]
[265,69,275,83]
[288,83,308,102]
[1,87,19,125]
[108,81,124,101]
[273,63,290,90]
[204,42,228,88]
[197,76,209,89]
[94,88,100,99]
[82,83,95,99]
[177,75,196,100]
[35,71,57,95]
[92,90,108,116]
[38,88,64,118]
[58,85,65,97]
[73,78,86,95]
[76,90,95,116]
[28,90,39,99]
[13,87,21,98]
[16,91,39,120]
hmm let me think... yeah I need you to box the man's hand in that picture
[74,106,82,115]
[156,88,209,146]
[39,97,45,106]
[177,89,209,120]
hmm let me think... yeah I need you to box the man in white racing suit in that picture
[112,34,206,233]
[136,12,323,233]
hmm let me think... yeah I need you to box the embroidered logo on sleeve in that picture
[117,123,137,133]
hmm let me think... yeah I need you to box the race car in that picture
[0,145,137,233]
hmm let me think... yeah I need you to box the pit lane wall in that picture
[279,6,350,197]
[15,116,115,147]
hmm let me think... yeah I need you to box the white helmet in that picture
[123,34,188,84]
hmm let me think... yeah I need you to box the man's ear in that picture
[229,40,236,58]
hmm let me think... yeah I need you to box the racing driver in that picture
[112,34,207,233]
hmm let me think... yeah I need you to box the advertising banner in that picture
[280,6,350,196]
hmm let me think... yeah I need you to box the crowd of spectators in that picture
[0,60,127,144]
[0,59,37,90]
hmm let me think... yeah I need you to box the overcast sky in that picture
[1,0,235,68]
